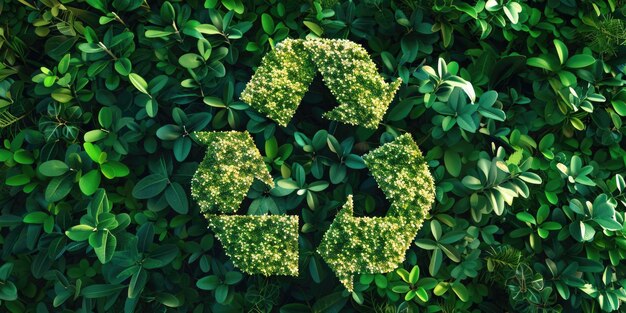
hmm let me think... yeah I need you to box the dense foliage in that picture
[1,0,626,312]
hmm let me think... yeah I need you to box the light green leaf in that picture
[565,54,595,68]
[39,160,69,177]
[553,39,568,64]
[129,73,149,95]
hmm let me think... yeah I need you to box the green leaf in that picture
[215,284,229,303]
[85,0,107,13]
[444,150,462,177]
[156,124,183,140]
[100,161,130,179]
[23,211,48,224]
[570,117,585,130]
[456,114,477,132]
[224,271,243,285]
[277,179,299,189]
[527,57,556,71]
[66,224,95,241]
[51,89,74,103]
[395,269,410,282]
[519,172,542,184]
[196,24,221,35]
[612,100,626,116]
[84,142,103,163]
[265,137,278,159]
[114,58,132,76]
[0,281,18,301]
[203,96,226,108]
[93,231,116,263]
[392,285,410,293]
[516,212,536,224]
[39,160,69,177]
[53,290,72,307]
[132,174,169,199]
[84,130,107,142]
[408,265,419,284]
[479,90,498,107]
[45,174,74,202]
[261,13,275,34]
[146,98,158,117]
[197,275,219,290]
[415,287,429,302]
[374,274,387,288]
[156,293,181,307]
[128,267,147,299]
[13,150,33,164]
[309,255,321,283]
[81,284,125,298]
[434,282,449,296]
[565,54,595,68]
[79,170,101,196]
[0,215,22,227]
[345,154,366,169]
[178,53,203,69]
[570,221,595,242]
[6,174,30,186]
[145,30,174,38]
[129,73,150,95]
[149,75,169,94]
[160,1,175,23]
[462,175,482,190]
[553,39,568,64]
[143,244,178,269]
[164,182,189,214]
[429,249,443,275]
[312,291,347,313]
[58,54,71,74]
[503,2,521,24]
[173,137,192,162]
[303,21,323,36]
[452,282,469,302]
[308,181,329,192]
[207,61,226,77]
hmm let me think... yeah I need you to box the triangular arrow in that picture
[191,131,274,214]
[191,131,299,276]
[240,38,401,129]
[317,134,435,291]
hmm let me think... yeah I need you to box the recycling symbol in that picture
[191,38,435,291]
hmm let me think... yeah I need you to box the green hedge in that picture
[1,0,626,312]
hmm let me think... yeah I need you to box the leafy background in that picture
[1,0,626,312]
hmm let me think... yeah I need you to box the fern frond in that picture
[0,110,23,128]
[486,245,523,272]
[580,18,626,56]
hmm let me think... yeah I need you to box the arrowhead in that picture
[322,79,402,129]
[303,39,402,129]
[318,195,416,292]
[318,134,436,291]
[241,38,401,129]
[191,131,273,214]
[317,195,358,291]
[240,39,316,127]
[192,131,300,276]
[209,214,299,276]
[362,133,435,223]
